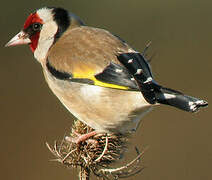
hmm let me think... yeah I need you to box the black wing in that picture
[117,52,161,104]
[95,62,139,90]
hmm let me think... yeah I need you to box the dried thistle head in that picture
[46,120,145,179]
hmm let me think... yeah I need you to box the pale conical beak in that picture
[5,31,31,47]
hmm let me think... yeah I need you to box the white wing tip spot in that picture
[128,59,133,63]
[135,69,142,75]
[115,69,123,73]
[143,77,152,83]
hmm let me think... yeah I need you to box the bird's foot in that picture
[65,130,97,144]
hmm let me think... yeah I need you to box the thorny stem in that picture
[79,167,90,180]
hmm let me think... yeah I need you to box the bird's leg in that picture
[65,131,97,144]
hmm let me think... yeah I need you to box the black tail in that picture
[117,52,208,112]
[155,87,208,112]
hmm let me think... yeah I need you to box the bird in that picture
[5,7,208,143]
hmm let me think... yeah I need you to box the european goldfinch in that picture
[6,7,208,142]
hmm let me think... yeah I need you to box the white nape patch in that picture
[143,77,152,83]
[128,59,133,63]
[135,69,142,75]
[34,8,58,62]
[115,68,123,73]
[163,93,176,99]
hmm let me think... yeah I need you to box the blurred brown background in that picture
[1,0,211,179]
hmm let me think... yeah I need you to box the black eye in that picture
[32,23,42,31]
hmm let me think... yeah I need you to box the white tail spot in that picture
[163,93,176,99]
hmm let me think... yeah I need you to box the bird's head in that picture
[5,7,84,59]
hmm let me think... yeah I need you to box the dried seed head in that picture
[46,120,146,179]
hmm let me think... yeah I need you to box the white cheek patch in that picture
[34,7,58,61]
[39,21,58,41]
[34,20,58,61]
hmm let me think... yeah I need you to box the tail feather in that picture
[156,87,208,112]
[117,52,208,112]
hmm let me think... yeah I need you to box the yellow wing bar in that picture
[73,70,129,90]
